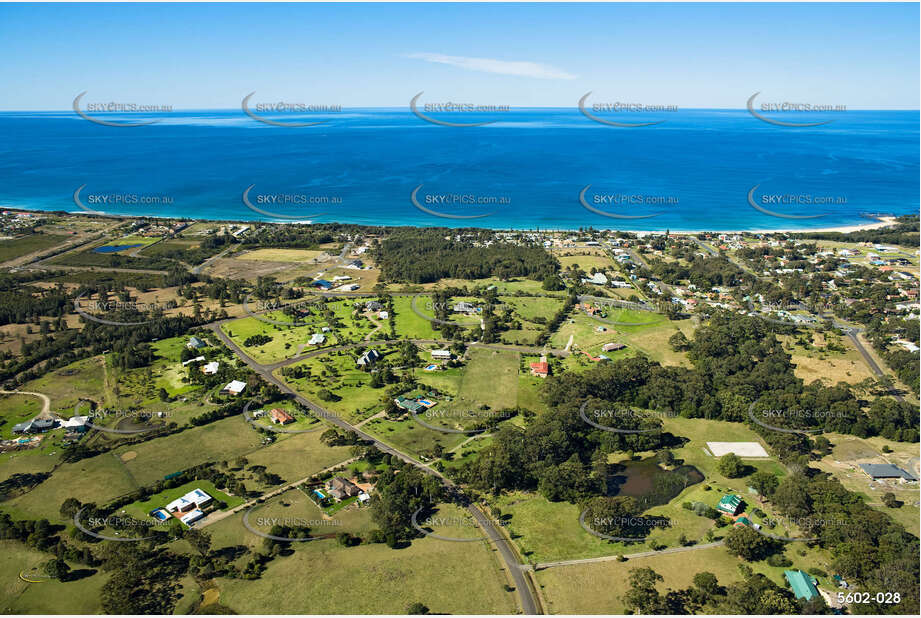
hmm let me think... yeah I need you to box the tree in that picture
[406,602,429,615]
[623,567,665,614]
[43,557,70,581]
[668,331,690,352]
[657,449,676,467]
[692,571,722,600]
[717,453,745,478]
[749,471,779,498]
[881,492,900,508]
[185,528,212,556]
[724,525,776,561]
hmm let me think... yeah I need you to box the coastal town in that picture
[1,210,918,614]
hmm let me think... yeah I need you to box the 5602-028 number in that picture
[837,592,901,604]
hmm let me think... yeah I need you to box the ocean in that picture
[0,108,917,231]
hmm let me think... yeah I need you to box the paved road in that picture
[532,540,725,570]
[208,323,541,614]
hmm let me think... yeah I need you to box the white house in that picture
[202,361,220,375]
[431,349,452,360]
[222,380,247,395]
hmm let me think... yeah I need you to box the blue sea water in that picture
[0,108,917,231]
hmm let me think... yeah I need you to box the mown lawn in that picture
[0,540,108,614]
[214,503,518,614]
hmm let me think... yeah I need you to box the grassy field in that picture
[5,451,137,522]
[278,349,400,424]
[812,432,920,535]
[0,233,68,263]
[0,540,108,614]
[0,393,44,439]
[455,348,520,411]
[213,503,519,614]
[556,253,614,271]
[781,331,877,385]
[221,312,335,365]
[16,356,105,413]
[238,248,326,262]
[535,543,831,614]
[391,296,439,339]
[112,416,267,487]
[241,430,354,488]
[487,417,789,564]
[123,479,244,520]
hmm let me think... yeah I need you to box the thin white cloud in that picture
[406,53,577,80]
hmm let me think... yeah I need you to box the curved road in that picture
[208,323,541,614]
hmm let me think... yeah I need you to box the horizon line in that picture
[2,106,919,113]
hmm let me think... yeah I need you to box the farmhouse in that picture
[453,301,476,314]
[357,349,380,367]
[312,279,333,290]
[365,301,383,312]
[431,349,452,360]
[530,356,550,378]
[858,463,918,482]
[187,336,207,350]
[716,493,743,516]
[166,488,213,514]
[221,380,247,396]
[12,412,57,434]
[602,342,626,352]
[308,333,326,345]
[581,272,608,286]
[326,476,361,501]
[784,570,819,602]
[202,361,220,375]
[270,408,295,425]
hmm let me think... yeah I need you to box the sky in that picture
[0,2,918,110]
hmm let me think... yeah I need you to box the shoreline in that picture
[1,207,903,236]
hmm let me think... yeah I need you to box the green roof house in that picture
[716,494,742,515]
[784,570,819,601]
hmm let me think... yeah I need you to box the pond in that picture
[607,456,704,509]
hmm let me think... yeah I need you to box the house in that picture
[858,463,918,482]
[326,477,360,501]
[431,349,452,360]
[394,396,425,413]
[530,356,550,378]
[202,361,220,375]
[312,279,333,290]
[270,408,295,425]
[12,412,57,434]
[365,301,383,312]
[378,310,389,319]
[602,342,626,352]
[187,336,207,350]
[221,380,247,396]
[61,415,89,433]
[453,301,476,314]
[582,272,608,286]
[308,333,326,345]
[784,570,820,601]
[182,355,205,366]
[180,509,205,526]
[357,349,380,367]
[716,494,743,516]
[167,488,212,514]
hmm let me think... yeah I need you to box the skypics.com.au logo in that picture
[241,184,342,220]
[579,185,679,220]
[578,93,677,127]
[410,92,510,127]
[73,293,163,327]
[747,92,846,128]
[410,185,510,220]
[241,92,342,127]
[73,91,172,127]
[73,184,175,216]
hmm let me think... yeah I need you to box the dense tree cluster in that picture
[374,229,558,283]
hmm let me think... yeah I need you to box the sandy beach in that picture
[628,216,901,236]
